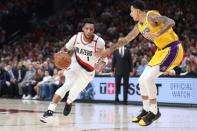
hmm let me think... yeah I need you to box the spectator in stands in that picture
[32,68,45,100]
[6,63,19,98]
[46,69,64,100]
[39,69,64,101]
[136,57,148,76]
[0,62,11,97]
[18,63,36,99]
[37,70,53,100]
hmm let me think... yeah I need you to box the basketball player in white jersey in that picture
[40,18,108,123]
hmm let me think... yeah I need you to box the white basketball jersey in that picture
[65,32,106,72]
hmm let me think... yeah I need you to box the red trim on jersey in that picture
[75,54,95,72]
[73,33,78,47]
[94,36,99,52]
[80,32,94,45]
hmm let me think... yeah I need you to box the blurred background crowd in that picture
[0,0,196,99]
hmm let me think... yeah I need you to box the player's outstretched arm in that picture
[109,25,139,52]
[95,25,139,57]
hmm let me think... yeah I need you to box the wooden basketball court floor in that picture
[0,99,196,131]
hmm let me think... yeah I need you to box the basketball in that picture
[53,51,71,69]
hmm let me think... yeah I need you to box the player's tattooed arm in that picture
[109,25,139,52]
[95,25,139,57]
[148,14,175,36]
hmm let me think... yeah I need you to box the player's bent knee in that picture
[67,90,80,102]
[55,87,67,99]
[148,90,157,99]
[138,76,148,96]
[140,89,148,96]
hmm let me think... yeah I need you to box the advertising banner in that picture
[79,77,197,104]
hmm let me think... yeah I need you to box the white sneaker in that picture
[24,94,32,100]
[22,94,26,99]
[40,110,54,123]
[32,95,39,100]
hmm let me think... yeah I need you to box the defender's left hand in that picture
[94,61,106,73]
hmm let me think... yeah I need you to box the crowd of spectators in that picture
[0,0,52,43]
[0,0,196,99]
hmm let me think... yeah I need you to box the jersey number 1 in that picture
[87,57,89,61]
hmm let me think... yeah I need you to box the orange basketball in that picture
[53,51,71,69]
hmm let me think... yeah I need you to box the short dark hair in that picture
[131,0,146,11]
[82,18,95,27]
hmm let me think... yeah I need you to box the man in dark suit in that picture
[112,46,132,104]
[0,63,11,97]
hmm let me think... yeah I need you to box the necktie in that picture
[119,48,122,56]
[121,47,124,57]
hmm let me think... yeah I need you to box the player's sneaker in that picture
[63,102,72,116]
[132,109,148,123]
[139,110,161,126]
[40,110,54,123]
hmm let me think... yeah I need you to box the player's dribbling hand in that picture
[60,47,68,52]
